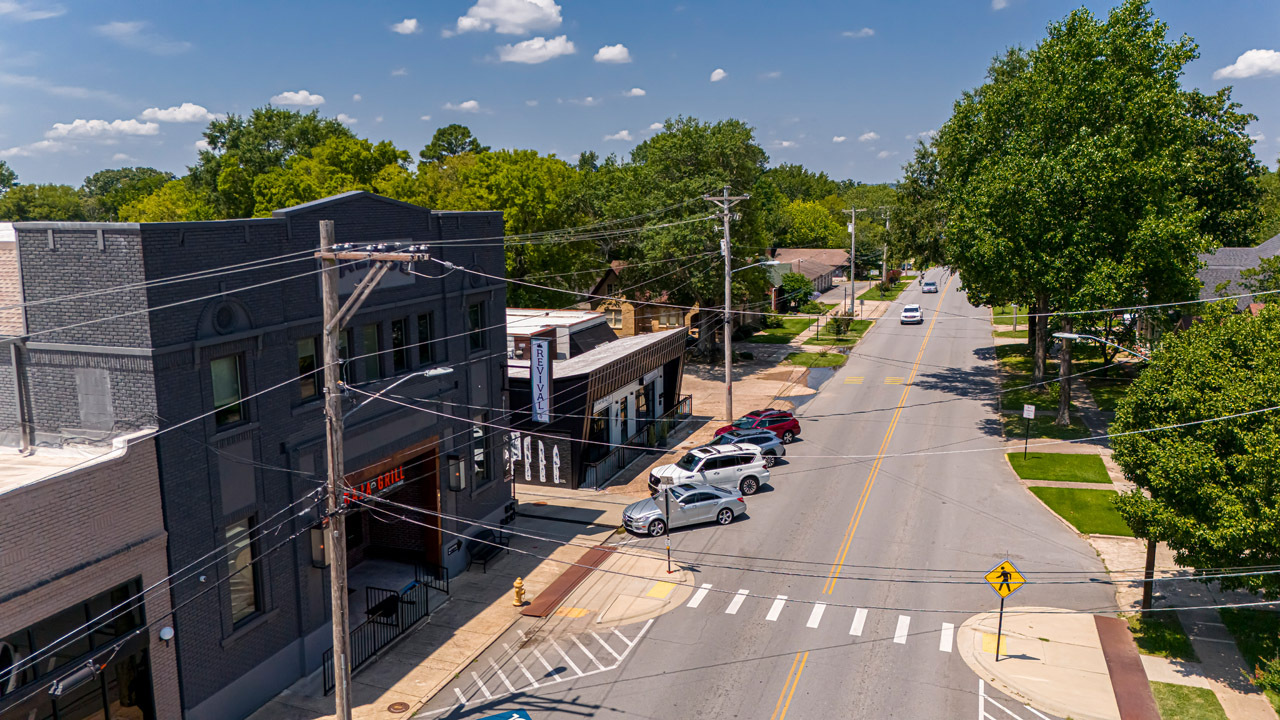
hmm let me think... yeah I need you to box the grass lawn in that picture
[1000,377,1071,412]
[1002,413,1092,441]
[1029,487,1133,536]
[994,329,1028,339]
[785,351,846,368]
[857,281,911,302]
[995,342,1106,377]
[1219,608,1280,713]
[1151,682,1229,720]
[991,304,1031,326]
[1007,452,1111,484]
[1087,379,1131,412]
[803,319,873,348]
[1126,613,1198,662]
[746,317,814,344]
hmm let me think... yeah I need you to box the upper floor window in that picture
[356,324,381,382]
[417,313,438,365]
[391,319,410,374]
[211,355,245,427]
[297,337,321,400]
[606,309,623,329]
[468,302,487,352]
[226,518,260,626]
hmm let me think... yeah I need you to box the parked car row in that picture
[624,409,802,537]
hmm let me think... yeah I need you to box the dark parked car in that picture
[714,409,800,443]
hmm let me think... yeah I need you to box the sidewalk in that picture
[247,509,682,720]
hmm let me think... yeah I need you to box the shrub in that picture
[799,301,826,314]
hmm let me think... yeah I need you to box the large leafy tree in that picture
[0,160,16,195]
[1240,255,1280,295]
[939,0,1261,426]
[81,167,174,221]
[418,124,489,164]
[251,136,410,215]
[1256,159,1280,245]
[0,184,86,221]
[1112,301,1280,598]
[777,198,843,248]
[892,141,946,269]
[189,106,355,218]
[766,163,839,202]
[118,179,215,222]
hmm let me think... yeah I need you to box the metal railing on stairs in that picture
[322,563,449,695]
[582,395,693,490]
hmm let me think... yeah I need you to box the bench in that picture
[466,529,511,573]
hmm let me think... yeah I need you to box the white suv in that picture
[649,445,771,496]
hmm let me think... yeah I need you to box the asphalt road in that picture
[422,270,1115,720]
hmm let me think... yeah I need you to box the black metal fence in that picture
[582,395,693,490]
[322,563,449,695]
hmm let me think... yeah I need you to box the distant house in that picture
[769,247,850,274]
[764,249,845,309]
[586,261,701,337]
[1196,233,1280,310]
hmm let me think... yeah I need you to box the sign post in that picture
[1012,303,1018,332]
[1022,404,1036,459]
[664,488,672,574]
[984,559,1026,663]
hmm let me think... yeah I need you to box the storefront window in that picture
[225,519,260,625]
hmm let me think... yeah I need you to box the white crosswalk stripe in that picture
[725,588,749,614]
[688,583,712,608]
[807,603,827,628]
[940,622,954,653]
[766,595,787,621]
[850,607,867,636]
[894,615,910,644]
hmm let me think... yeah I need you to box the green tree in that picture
[0,184,86,221]
[766,163,839,202]
[778,198,843,248]
[939,0,1261,426]
[576,150,599,173]
[1240,255,1280,295]
[190,106,356,218]
[1112,301,1280,598]
[778,271,814,310]
[251,136,410,215]
[418,124,489,164]
[0,160,16,195]
[118,179,216,222]
[80,167,174,221]
[892,141,946,268]
[1256,160,1280,245]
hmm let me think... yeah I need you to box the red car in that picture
[715,409,801,443]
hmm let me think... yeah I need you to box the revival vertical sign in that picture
[531,336,552,423]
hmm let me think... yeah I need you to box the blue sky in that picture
[1,0,1277,187]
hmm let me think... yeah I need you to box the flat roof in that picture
[509,327,684,379]
[0,429,155,497]
[506,308,605,336]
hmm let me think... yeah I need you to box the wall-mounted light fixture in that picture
[447,454,465,492]
[159,627,175,647]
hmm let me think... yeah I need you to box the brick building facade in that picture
[0,192,512,719]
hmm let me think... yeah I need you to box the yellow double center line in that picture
[823,272,956,594]
[770,275,954,720]
[770,651,809,720]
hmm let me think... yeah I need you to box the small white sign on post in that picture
[1022,404,1036,420]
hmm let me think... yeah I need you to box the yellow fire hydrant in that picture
[512,577,526,607]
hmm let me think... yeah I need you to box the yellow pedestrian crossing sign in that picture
[985,560,1025,598]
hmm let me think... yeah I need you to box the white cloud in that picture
[391,18,420,34]
[375,116,383,123]
[1250,132,1266,143]
[96,21,191,55]
[833,136,847,143]
[624,88,646,97]
[877,150,897,159]
[710,68,727,82]
[194,139,211,152]
[453,0,562,35]
[761,71,782,79]
[0,1,64,21]
[111,152,136,162]
[0,139,69,159]
[0,72,124,103]
[391,67,408,76]
[420,114,432,121]
[139,102,216,123]
[1214,49,1280,80]
[570,96,600,106]
[858,131,879,142]
[594,43,631,63]
[353,93,362,102]
[648,122,664,131]
[525,99,538,107]
[336,113,357,125]
[773,140,796,148]
[497,35,575,63]
[271,89,325,106]
[842,28,874,38]
[906,128,938,141]
[46,118,158,138]
[604,129,633,141]
[444,99,482,113]
[992,0,1010,8]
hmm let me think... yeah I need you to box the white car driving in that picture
[900,304,923,324]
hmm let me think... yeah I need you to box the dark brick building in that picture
[0,192,512,719]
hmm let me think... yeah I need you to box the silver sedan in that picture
[622,483,745,537]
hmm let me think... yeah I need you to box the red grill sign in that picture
[344,465,405,505]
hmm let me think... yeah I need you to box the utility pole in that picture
[882,213,890,281]
[317,224,430,720]
[704,187,749,423]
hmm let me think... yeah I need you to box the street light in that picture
[1054,330,1157,612]
[721,259,781,425]
[343,366,455,419]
